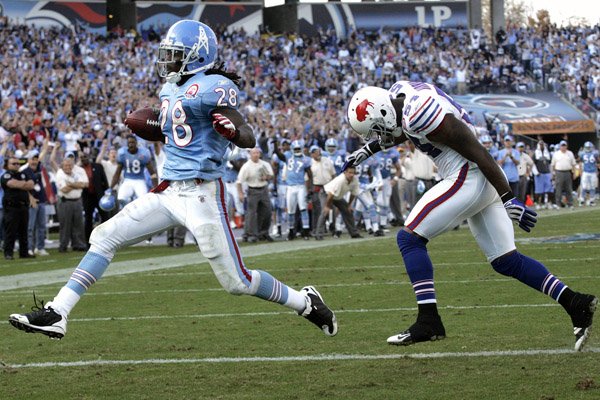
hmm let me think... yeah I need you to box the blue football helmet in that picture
[291,140,303,156]
[583,141,593,151]
[325,138,338,152]
[99,189,116,212]
[157,20,218,83]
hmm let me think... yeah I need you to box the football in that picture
[124,107,164,142]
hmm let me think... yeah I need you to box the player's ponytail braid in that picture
[205,61,242,87]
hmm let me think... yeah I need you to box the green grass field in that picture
[1,208,599,399]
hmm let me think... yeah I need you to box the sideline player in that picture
[578,141,598,206]
[274,140,313,240]
[110,135,157,209]
[344,81,596,351]
[9,20,337,339]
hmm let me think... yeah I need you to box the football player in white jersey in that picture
[344,82,596,351]
[9,20,337,340]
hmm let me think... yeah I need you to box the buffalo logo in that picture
[471,95,548,110]
[355,99,374,122]
[198,195,206,203]
[184,84,200,99]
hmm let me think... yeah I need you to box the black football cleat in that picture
[387,314,446,345]
[568,293,597,351]
[299,286,338,336]
[8,294,66,340]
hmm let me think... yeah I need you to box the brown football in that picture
[124,107,164,142]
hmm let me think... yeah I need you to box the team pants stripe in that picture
[407,163,469,231]
[216,178,252,283]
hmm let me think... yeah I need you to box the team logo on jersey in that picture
[355,99,374,122]
[184,84,200,99]
[470,95,548,110]
[198,195,206,203]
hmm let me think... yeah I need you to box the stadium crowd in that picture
[1,18,599,255]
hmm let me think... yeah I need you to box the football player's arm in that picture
[110,164,123,189]
[210,108,255,149]
[304,165,313,191]
[146,161,158,186]
[427,114,512,201]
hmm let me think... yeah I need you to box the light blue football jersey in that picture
[323,150,347,175]
[579,150,599,173]
[117,146,151,180]
[159,72,239,181]
[285,154,311,185]
[376,148,400,179]
[355,158,379,186]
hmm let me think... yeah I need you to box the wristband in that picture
[500,191,515,203]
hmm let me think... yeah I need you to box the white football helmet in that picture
[347,86,399,146]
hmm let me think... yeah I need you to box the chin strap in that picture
[166,72,181,84]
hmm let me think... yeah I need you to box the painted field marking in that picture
[4,347,599,369]
[1,274,598,299]
[0,303,567,325]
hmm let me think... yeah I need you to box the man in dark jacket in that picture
[80,152,109,244]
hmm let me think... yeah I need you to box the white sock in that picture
[50,287,81,317]
[284,288,308,313]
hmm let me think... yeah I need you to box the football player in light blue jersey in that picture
[323,138,347,175]
[353,157,382,236]
[9,20,337,340]
[270,139,292,238]
[578,141,599,206]
[111,135,156,209]
[375,146,401,230]
[274,140,313,240]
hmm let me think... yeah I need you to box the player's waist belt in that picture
[248,186,268,190]
[151,178,205,193]
[60,197,81,202]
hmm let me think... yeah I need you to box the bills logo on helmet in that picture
[185,84,200,99]
[355,99,374,122]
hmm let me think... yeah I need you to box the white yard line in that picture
[2,274,599,298]
[3,347,598,369]
[0,303,563,325]
[0,237,370,292]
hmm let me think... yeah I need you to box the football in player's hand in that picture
[124,107,164,142]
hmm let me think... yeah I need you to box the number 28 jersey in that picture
[159,72,239,181]
[388,80,477,179]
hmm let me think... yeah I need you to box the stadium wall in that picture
[0,0,470,36]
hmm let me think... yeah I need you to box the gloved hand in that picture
[212,113,239,141]
[503,196,537,232]
[341,140,381,172]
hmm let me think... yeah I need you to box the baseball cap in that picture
[559,140,567,146]
[281,139,290,145]
[516,142,525,148]
[93,123,102,131]
[65,151,75,158]
[480,135,492,143]
[27,149,40,159]
[503,135,513,142]
[309,145,320,153]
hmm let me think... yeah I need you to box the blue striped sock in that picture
[492,252,566,301]
[397,230,436,304]
[65,252,110,295]
[254,270,289,305]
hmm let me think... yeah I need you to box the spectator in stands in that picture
[551,140,577,209]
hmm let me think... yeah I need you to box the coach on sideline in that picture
[237,147,274,242]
